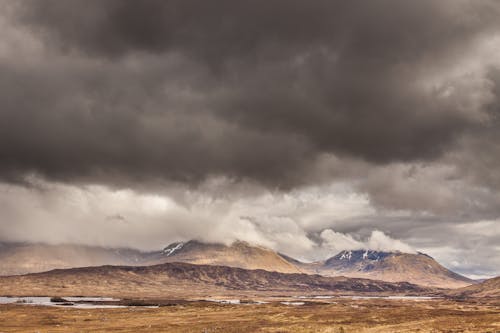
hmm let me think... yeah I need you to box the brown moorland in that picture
[0,298,499,333]
[0,262,431,299]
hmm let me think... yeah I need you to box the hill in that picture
[449,276,500,298]
[0,262,430,298]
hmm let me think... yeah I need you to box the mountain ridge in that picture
[144,240,303,274]
[0,240,475,288]
[0,261,432,298]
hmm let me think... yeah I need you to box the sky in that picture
[0,0,499,279]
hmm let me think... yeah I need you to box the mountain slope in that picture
[0,262,430,298]
[0,242,149,276]
[311,250,475,288]
[146,240,303,274]
[449,276,500,298]
[0,241,303,276]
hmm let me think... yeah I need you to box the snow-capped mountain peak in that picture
[329,250,394,264]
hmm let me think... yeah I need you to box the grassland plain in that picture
[0,298,499,333]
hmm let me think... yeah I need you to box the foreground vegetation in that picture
[0,298,498,332]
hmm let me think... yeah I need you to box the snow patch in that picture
[163,242,184,256]
[340,250,352,260]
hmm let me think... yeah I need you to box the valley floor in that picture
[0,298,499,333]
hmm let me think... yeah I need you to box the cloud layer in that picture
[1,0,498,189]
[0,1,499,277]
[320,229,416,254]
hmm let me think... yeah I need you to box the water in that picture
[293,295,440,301]
[0,295,439,309]
[204,299,269,305]
[280,301,305,306]
[339,295,439,300]
[204,299,241,304]
[0,296,124,308]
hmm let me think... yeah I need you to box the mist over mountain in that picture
[0,242,148,276]
[0,240,475,289]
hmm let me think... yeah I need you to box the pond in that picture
[0,296,125,309]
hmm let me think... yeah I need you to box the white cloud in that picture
[319,229,364,251]
[0,176,497,277]
[367,230,416,253]
[320,229,415,254]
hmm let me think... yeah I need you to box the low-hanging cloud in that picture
[0,174,499,277]
[320,229,416,254]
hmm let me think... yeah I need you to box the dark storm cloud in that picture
[353,70,500,218]
[0,59,314,187]
[450,69,500,188]
[1,0,499,189]
[18,1,498,63]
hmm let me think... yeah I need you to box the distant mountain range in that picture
[0,240,477,289]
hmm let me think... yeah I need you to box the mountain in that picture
[0,241,475,289]
[449,276,500,298]
[151,243,473,288]
[0,242,149,276]
[0,240,302,276]
[296,250,475,289]
[0,262,430,298]
[145,240,303,274]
